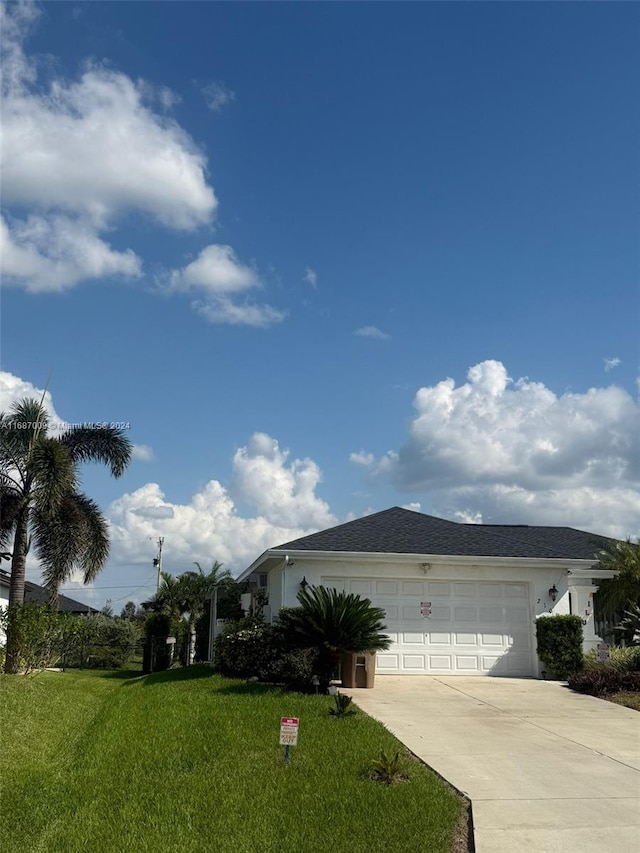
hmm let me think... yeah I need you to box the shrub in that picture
[567,669,640,697]
[259,646,320,693]
[63,614,143,669]
[213,617,275,678]
[0,605,69,674]
[583,646,640,672]
[536,615,583,678]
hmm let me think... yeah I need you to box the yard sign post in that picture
[279,717,299,764]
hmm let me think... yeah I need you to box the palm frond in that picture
[30,438,77,515]
[59,426,132,478]
[0,487,23,550]
[32,492,109,592]
[277,586,391,654]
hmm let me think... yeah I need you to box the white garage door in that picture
[322,577,533,676]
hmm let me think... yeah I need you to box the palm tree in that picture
[144,570,185,621]
[180,561,232,664]
[0,397,131,673]
[276,585,391,689]
[596,538,640,613]
[143,562,232,664]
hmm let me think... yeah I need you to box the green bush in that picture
[583,646,640,672]
[567,669,640,697]
[213,618,321,692]
[536,615,583,679]
[63,615,143,669]
[214,617,275,678]
[0,605,70,674]
[259,646,320,692]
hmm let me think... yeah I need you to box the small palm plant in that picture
[369,750,409,785]
[329,691,356,717]
[275,585,390,691]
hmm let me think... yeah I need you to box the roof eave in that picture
[240,549,602,575]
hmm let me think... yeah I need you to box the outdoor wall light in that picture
[300,576,308,589]
[548,584,558,602]
[420,562,432,574]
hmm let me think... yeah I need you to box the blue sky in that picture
[1,1,638,611]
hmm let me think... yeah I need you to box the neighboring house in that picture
[0,569,98,644]
[233,506,616,679]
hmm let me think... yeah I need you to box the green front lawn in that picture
[0,667,464,853]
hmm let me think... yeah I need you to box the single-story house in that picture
[230,506,617,678]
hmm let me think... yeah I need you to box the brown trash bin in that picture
[341,651,376,688]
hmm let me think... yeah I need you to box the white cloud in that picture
[108,433,337,574]
[0,1,216,292]
[303,267,317,288]
[170,244,285,327]
[350,451,376,467]
[0,214,141,292]
[352,360,640,538]
[0,370,62,423]
[229,432,337,530]
[131,444,154,462]
[201,80,236,112]
[354,326,390,340]
[171,245,257,295]
[604,356,621,372]
[193,299,286,328]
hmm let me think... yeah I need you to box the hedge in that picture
[536,615,583,679]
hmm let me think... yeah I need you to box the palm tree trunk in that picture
[5,509,29,673]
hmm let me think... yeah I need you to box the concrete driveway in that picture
[345,677,639,853]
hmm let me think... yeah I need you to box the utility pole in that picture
[153,537,164,591]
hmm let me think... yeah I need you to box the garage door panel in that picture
[453,606,476,621]
[506,607,529,624]
[456,656,479,671]
[402,632,426,644]
[430,606,451,620]
[481,633,505,646]
[505,583,528,598]
[429,655,453,671]
[479,605,504,622]
[454,583,477,597]
[427,582,451,596]
[375,581,399,595]
[454,632,478,645]
[428,632,451,644]
[377,654,399,670]
[401,581,424,595]
[403,655,426,669]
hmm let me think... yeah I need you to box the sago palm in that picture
[276,585,390,687]
[0,397,131,673]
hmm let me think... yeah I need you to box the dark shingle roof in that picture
[472,525,614,561]
[274,507,608,560]
[1,570,98,613]
[24,582,98,613]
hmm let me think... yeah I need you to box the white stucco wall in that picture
[269,553,604,677]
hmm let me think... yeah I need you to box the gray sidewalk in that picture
[345,676,640,853]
